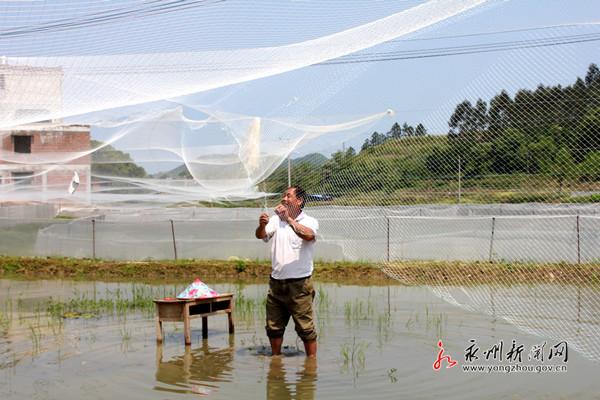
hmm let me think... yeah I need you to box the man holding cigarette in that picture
[255,186,319,358]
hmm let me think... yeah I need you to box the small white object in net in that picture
[68,171,80,195]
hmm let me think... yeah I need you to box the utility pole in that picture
[287,156,291,187]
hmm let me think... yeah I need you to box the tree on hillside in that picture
[585,63,600,87]
[576,106,600,162]
[549,147,578,191]
[415,123,427,136]
[389,122,402,139]
[490,129,526,174]
[361,138,370,152]
[402,122,415,137]
[526,136,557,174]
[370,131,385,147]
[585,63,600,111]
[91,140,147,178]
[448,99,488,141]
[579,151,600,182]
[488,90,512,141]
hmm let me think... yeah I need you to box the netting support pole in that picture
[386,217,390,262]
[457,156,462,204]
[577,285,581,324]
[170,219,178,261]
[576,215,581,264]
[92,219,96,259]
[287,157,291,187]
[387,286,391,318]
[488,217,496,262]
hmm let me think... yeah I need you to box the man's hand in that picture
[274,204,289,221]
[259,213,269,226]
[256,213,270,239]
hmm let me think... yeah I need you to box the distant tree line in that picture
[265,63,600,196]
[361,122,428,151]
[433,63,600,188]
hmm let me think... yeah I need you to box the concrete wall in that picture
[0,64,63,124]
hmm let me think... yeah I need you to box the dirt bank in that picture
[1,256,599,286]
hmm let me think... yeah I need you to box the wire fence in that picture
[1,208,598,263]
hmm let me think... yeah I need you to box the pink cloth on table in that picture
[177,278,218,299]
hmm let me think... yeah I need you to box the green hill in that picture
[91,140,147,178]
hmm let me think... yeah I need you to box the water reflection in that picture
[267,356,317,400]
[154,338,234,395]
[431,283,600,361]
[2,280,600,399]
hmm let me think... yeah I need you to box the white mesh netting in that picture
[0,0,599,362]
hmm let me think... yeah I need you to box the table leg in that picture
[156,317,163,343]
[228,312,235,335]
[183,304,191,345]
[202,316,208,339]
[155,342,163,369]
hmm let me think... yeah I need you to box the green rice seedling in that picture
[423,307,447,339]
[376,312,393,347]
[233,288,264,325]
[29,324,41,355]
[120,325,133,353]
[344,298,376,327]
[340,337,370,382]
[388,368,398,383]
[435,313,447,339]
[0,309,9,333]
[120,325,132,342]
[405,313,415,330]
[46,315,63,336]
[316,285,331,314]
[344,301,352,322]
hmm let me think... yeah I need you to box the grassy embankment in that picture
[196,136,600,208]
[1,256,599,286]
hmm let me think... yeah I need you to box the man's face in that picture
[281,188,302,213]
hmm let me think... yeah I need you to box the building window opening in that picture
[13,135,32,153]
[12,171,34,185]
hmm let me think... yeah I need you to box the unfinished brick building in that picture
[0,60,91,202]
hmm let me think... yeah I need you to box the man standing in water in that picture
[255,186,319,357]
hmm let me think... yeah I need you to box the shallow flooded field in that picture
[1,279,599,399]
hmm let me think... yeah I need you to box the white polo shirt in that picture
[263,211,319,280]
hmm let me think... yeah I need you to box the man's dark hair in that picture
[290,185,307,209]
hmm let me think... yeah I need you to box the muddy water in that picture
[1,279,599,399]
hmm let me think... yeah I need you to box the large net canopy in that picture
[0,0,495,202]
[1,0,600,362]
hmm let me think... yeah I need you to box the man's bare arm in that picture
[286,217,315,241]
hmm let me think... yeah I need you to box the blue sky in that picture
[173,0,600,160]
[2,0,599,172]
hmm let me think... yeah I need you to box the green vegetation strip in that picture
[0,256,390,284]
[0,256,599,286]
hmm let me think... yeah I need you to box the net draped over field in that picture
[0,0,599,362]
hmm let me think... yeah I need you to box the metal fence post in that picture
[92,219,96,259]
[488,217,496,262]
[576,215,581,264]
[457,156,462,204]
[170,219,178,261]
